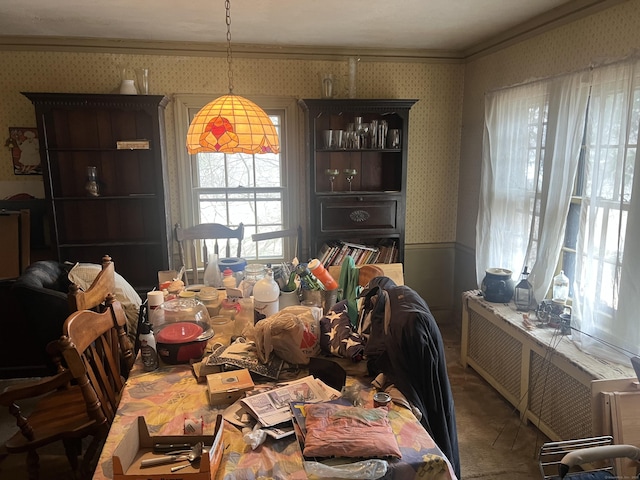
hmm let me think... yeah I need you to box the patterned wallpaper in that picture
[0,50,464,245]
[457,0,640,249]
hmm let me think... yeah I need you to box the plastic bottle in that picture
[203,253,222,288]
[307,258,339,290]
[139,321,158,371]
[553,270,569,303]
[253,268,280,323]
[222,268,236,289]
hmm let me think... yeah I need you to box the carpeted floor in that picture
[0,321,548,479]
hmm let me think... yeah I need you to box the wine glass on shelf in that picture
[325,169,339,192]
[343,168,357,191]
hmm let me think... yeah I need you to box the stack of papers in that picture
[239,375,340,427]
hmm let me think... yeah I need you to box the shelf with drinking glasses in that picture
[300,98,416,265]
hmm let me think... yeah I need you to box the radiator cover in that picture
[461,291,635,442]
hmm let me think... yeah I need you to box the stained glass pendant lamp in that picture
[186,0,279,155]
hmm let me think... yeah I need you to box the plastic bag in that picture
[304,459,388,479]
[254,305,322,364]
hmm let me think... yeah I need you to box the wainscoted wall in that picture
[404,243,456,322]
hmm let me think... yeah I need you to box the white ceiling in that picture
[0,0,592,54]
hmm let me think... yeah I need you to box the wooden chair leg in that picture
[63,437,81,473]
[80,434,106,480]
[26,448,40,480]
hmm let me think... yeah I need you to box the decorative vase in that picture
[348,57,358,99]
[481,268,515,303]
[119,79,137,95]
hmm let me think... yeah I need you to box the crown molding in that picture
[464,0,629,60]
[0,36,463,63]
[0,0,628,64]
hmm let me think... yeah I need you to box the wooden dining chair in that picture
[58,296,133,478]
[0,295,132,480]
[0,256,132,480]
[175,222,244,286]
[67,255,115,312]
[251,225,303,261]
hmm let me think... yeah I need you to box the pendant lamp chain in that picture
[225,0,234,94]
[184,0,280,154]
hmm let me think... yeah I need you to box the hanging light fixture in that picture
[186,0,280,154]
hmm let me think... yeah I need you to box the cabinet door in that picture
[24,93,171,292]
[300,99,416,266]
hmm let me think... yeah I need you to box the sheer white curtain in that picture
[572,59,640,363]
[477,73,590,302]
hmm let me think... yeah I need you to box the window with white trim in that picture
[174,95,301,263]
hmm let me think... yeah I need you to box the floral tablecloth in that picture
[93,358,457,480]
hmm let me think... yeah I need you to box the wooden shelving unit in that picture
[24,93,171,292]
[299,98,417,266]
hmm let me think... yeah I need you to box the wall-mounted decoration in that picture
[5,127,41,175]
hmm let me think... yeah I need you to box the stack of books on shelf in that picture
[318,240,398,267]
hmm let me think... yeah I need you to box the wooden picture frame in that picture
[7,127,41,175]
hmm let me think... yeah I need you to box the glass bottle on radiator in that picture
[552,270,569,304]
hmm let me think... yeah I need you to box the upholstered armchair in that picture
[11,260,73,375]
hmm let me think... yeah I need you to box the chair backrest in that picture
[175,223,244,286]
[58,295,133,426]
[12,254,120,375]
[68,254,116,312]
[251,225,303,261]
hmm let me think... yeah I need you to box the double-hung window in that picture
[174,95,301,263]
[478,58,640,363]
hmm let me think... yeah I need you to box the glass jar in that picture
[197,286,221,317]
[219,298,241,320]
[209,315,233,347]
[553,270,569,304]
[235,298,254,338]
[242,264,265,298]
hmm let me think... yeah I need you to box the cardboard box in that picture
[112,416,223,480]
[207,368,254,405]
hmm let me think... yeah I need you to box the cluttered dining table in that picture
[92,355,457,480]
[92,262,457,480]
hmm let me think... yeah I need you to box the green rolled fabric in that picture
[337,256,359,327]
